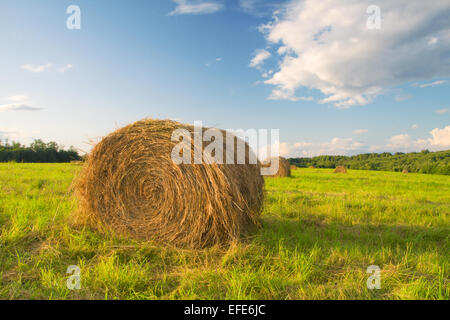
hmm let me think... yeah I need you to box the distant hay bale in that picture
[402,169,409,174]
[333,165,347,173]
[309,166,314,169]
[290,165,297,170]
[261,157,291,177]
[73,119,265,248]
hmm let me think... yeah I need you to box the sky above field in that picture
[0,0,449,157]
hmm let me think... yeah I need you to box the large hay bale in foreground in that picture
[74,119,265,248]
[334,165,347,173]
[262,157,291,177]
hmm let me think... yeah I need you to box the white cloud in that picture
[386,126,450,151]
[414,80,448,88]
[267,89,314,102]
[249,49,271,68]
[0,104,42,112]
[215,57,222,62]
[21,63,52,73]
[169,0,223,16]
[58,64,73,73]
[411,124,419,129]
[256,0,450,107]
[352,129,368,134]
[429,126,450,147]
[276,125,450,157]
[436,108,449,114]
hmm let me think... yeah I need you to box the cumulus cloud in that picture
[429,126,450,147]
[21,63,52,73]
[169,0,223,16]
[249,49,271,68]
[276,125,450,157]
[255,0,450,108]
[385,126,450,151]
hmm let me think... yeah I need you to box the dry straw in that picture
[262,156,291,177]
[334,165,347,173]
[73,119,265,248]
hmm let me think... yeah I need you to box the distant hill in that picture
[290,149,450,175]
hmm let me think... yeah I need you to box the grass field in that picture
[0,163,448,300]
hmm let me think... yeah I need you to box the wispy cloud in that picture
[414,80,448,88]
[411,124,419,129]
[0,104,42,112]
[169,0,223,16]
[436,108,449,114]
[352,129,368,135]
[21,63,52,73]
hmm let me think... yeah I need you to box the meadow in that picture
[0,163,448,299]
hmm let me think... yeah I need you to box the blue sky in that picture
[0,0,449,156]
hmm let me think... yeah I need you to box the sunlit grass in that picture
[0,163,448,299]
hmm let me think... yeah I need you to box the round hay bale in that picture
[261,157,291,177]
[308,166,314,169]
[402,169,409,174]
[73,119,265,248]
[333,165,347,173]
[290,165,297,170]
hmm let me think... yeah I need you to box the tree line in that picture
[290,149,450,175]
[0,139,82,163]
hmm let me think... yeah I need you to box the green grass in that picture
[0,163,448,299]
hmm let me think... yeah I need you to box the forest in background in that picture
[290,149,450,175]
[0,139,81,163]
[2,138,449,175]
